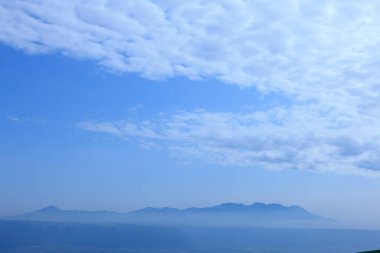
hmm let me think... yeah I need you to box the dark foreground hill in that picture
[1,220,380,253]
[10,202,332,228]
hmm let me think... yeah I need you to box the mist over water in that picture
[1,220,380,253]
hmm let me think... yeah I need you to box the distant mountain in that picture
[8,202,333,228]
[131,202,323,220]
[127,202,331,228]
[34,205,117,215]
[37,205,62,212]
[13,205,119,223]
[128,203,324,220]
[130,207,181,214]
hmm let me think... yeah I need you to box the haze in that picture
[1,0,380,230]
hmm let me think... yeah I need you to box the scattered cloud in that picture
[78,106,380,176]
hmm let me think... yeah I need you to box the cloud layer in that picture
[79,105,380,176]
[2,0,380,174]
[1,1,380,93]
[2,1,380,114]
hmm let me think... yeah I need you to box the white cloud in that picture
[2,1,380,105]
[78,106,380,176]
[1,1,380,98]
[3,0,380,175]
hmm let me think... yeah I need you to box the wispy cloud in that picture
[6,115,47,124]
[78,106,380,176]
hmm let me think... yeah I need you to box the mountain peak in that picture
[36,206,62,212]
[130,207,180,214]
[218,202,245,207]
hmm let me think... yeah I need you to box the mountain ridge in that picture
[32,202,321,218]
[8,202,332,228]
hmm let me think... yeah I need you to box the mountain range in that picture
[8,202,332,228]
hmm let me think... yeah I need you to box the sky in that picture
[1,0,380,227]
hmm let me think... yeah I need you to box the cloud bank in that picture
[2,0,380,174]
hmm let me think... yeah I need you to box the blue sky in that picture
[1,0,380,227]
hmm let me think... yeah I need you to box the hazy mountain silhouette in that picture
[127,202,331,228]
[10,202,332,228]
[131,202,322,219]
[37,205,62,212]
[13,205,120,223]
